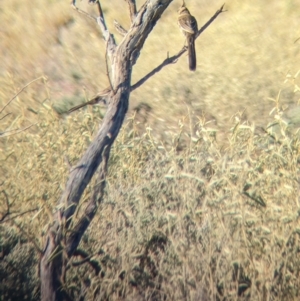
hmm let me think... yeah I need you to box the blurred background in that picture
[1,0,300,141]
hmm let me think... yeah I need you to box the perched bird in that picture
[178,1,198,71]
[68,87,111,113]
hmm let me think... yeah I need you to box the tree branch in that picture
[131,48,186,91]
[125,0,137,22]
[95,1,117,59]
[72,0,117,56]
[0,123,38,138]
[1,207,39,223]
[0,112,11,121]
[95,0,106,30]
[97,16,117,59]
[71,249,101,275]
[71,1,96,22]
[0,76,46,115]
[114,19,128,36]
[105,41,114,93]
[196,3,226,39]
[131,3,226,90]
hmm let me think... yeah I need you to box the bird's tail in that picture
[187,35,196,71]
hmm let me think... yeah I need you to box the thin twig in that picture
[71,0,97,22]
[0,112,11,121]
[0,123,38,137]
[3,207,40,223]
[0,190,10,222]
[0,76,46,115]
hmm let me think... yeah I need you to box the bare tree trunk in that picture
[39,0,225,299]
[40,232,65,301]
[40,1,173,300]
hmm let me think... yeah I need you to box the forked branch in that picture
[72,0,116,55]
[131,3,226,90]
[43,2,169,295]
[68,3,225,114]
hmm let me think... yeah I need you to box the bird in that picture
[68,87,111,113]
[178,1,198,71]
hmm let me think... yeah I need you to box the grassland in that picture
[1,0,300,300]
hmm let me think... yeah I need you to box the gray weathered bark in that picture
[40,1,174,300]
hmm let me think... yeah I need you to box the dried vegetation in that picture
[1,0,300,300]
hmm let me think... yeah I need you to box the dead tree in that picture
[40,1,225,300]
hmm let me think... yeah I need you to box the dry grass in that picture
[1,0,300,300]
